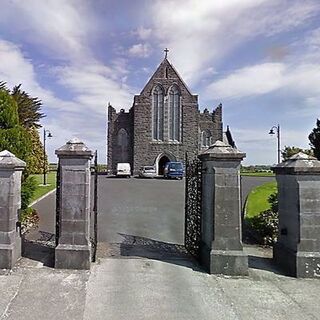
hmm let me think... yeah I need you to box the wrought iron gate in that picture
[91,150,98,262]
[184,153,202,259]
[55,161,61,246]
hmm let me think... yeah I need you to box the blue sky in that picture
[0,0,319,164]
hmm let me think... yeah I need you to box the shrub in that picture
[21,176,37,210]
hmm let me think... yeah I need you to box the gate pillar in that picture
[0,150,25,269]
[55,138,93,270]
[273,152,320,278]
[198,141,248,275]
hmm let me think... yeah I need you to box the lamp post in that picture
[269,124,281,164]
[43,128,52,185]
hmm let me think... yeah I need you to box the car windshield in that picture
[170,162,183,170]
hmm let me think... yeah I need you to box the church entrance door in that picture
[158,155,170,176]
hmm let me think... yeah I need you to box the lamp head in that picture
[47,132,53,138]
[269,129,275,135]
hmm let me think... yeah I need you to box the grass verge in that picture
[30,172,57,203]
[245,181,277,218]
[241,172,274,177]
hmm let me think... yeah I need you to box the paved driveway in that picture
[32,175,275,239]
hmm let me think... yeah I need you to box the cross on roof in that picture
[164,48,169,58]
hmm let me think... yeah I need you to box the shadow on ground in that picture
[97,233,204,272]
[21,230,55,267]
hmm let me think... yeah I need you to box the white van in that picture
[116,163,131,178]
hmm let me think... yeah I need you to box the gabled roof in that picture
[140,58,194,96]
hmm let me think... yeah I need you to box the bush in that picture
[246,192,279,245]
[21,176,37,210]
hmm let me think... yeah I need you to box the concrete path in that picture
[1,252,320,320]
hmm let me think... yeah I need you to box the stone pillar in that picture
[199,141,248,276]
[55,138,93,269]
[0,150,25,269]
[273,152,320,278]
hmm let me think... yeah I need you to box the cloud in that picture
[133,27,152,40]
[147,0,320,85]
[128,43,152,58]
[205,61,320,105]
[0,39,133,162]
[0,0,95,61]
[206,63,285,99]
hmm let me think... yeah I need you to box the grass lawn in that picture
[30,172,57,203]
[245,181,277,218]
[241,172,275,177]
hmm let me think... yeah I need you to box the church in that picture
[107,52,233,175]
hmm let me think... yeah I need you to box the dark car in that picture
[163,162,184,179]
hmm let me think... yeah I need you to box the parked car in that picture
[116,163,131,178]
[139,166,157,178]
[164,162,184,179]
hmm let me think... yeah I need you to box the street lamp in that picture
[269,124,281,164]
[43,128,52,185]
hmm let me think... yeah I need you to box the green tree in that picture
[281,146,313,161]
[11,84,45,129]
[309,119,320,160]
[10,84,47,173]
[27,126,48,174]
[0,89,31,163]
[0,89,37,217]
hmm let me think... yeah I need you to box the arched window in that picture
[169,85,180,141]
[202,130,212,147]
[117,128,128,147]
[152,85,164,140]
[117,128,129,162]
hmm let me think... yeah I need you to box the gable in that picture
[140,58,194,97]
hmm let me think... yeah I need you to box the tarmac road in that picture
[32,175,275,238]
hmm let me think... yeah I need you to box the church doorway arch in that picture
[155,152,176,176]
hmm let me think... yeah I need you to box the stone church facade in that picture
[107,57,228,175]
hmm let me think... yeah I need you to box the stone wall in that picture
[107,105,133,173]
[199,104,223,150]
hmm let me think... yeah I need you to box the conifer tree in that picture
[309,119,320,160]
[11,84,45,128]
[0,89,32,172]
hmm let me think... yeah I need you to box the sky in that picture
[0,0,319,165]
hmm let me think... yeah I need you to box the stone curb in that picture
[29,189,56,207]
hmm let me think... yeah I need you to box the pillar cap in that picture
[198,140,246,161]
[272,152,320,175]
[55,138,94,158]
[0,150,26,170]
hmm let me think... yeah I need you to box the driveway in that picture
[32,175,275,238]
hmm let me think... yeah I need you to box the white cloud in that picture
[205,62,320,106]
[0,39,133,162]
[206,63,285,99]
[128,43,152,58]
[134,27,152,40]
[0,0,95,61]
[148,0,320,85]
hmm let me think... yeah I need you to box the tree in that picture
[0,81,8,91]
[11,84,45,129]
[10,84,47,173]
[309,119,320,160]
[281,146,313,161]
[0,89,37,219]
[27,126,48,174]
[0,89,31,163]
